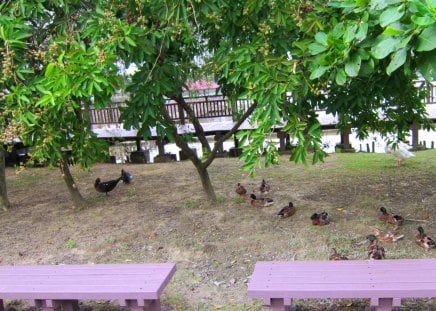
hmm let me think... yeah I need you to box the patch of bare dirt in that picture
[1,152,436,310]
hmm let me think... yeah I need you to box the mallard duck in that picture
[379,207,404,228]
[94,176,122,195]
[250,193,274,207]
[329,248,348,260]
[373,228,404,243]
[259,179,270,194]
[310,212,329,225]
[277,202,296,218]
[121,169,132,184]
[415,226,436,251]
[235,183,247,196]
[385,141,415,167]
[366,234,386,260]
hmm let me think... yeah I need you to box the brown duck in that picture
[366,234,386,260]
[310,212,329,225]
[277,202,296,218]
[379,207,403,228]
[373,228,404,243]
[415,226,436,251]
[235,183,247,196]
[250,193,274,207]
[329,248,348,260]
[259,179,270,194]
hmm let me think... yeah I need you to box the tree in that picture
[0,1,119,208]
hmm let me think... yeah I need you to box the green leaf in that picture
[416,50,436,80]
[310,65,329,80]
[379,5,405,27]
[335,68,347,85]
[45,63,56,78]
[357,48,370,60]
[382,26,404,36]
[371,0,402,10]
[57,51,65,64]
[308,42,328,55]
[125,36,137,47]
[359,59,375,76]
[355,23,368,41]
[386,47,407,75]
[332,23,345,39]
[411,15,435,26]
[371,36,401,59]
[344,25,357,44]
[36,94,54,107]
[345,54,361,77]
[315,32,328,46]
[416,26,436,52]
[408,0,431,15]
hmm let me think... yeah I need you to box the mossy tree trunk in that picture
[59,156,87,209]
[0,145,11,211]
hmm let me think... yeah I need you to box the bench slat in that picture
[249,273,436,283]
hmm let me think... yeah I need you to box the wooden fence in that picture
[89,82,436,125]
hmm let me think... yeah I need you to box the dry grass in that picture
[1,150,436,310]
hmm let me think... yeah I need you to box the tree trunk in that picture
[59,159,87,209]
[193,162,217,201]
[0,145,11,210]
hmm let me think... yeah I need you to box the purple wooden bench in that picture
[0,263,176,311]
[248,259,436,311]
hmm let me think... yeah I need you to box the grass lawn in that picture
[1,149,435,310]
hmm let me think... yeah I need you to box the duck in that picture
[250,193,274,207]
[329,248,348,260]
[259,179,270,195]
[379,207,403,228]
[366,234,386,260]
[94,176,122,194]
[310,212,329,225]
[415,226,436,251]
[277,202,296,218]
[235,183,247,196]
[385,141,415,167]
[121,169,133,184]
[373,228,404,243]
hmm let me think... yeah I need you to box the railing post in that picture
[410,122,420,148]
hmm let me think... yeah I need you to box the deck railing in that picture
[89,81,436,125]
[89,96,253,125]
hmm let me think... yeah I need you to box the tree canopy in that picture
[1,0,434,204]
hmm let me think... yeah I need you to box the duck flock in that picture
[235,179,435,260]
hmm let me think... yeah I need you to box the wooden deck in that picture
[89,81,436,138]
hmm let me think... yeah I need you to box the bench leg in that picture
[371,298,394,311]
[56,300,80,311]
[270,298,291,311]
[125,299,161,311]
[32,299,79,311]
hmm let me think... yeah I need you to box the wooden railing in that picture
[89,96,253,125]
[89,82,436,125]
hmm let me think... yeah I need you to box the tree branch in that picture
[171,93,212,154]
[161,102,202,166]
[203,100,257,167]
